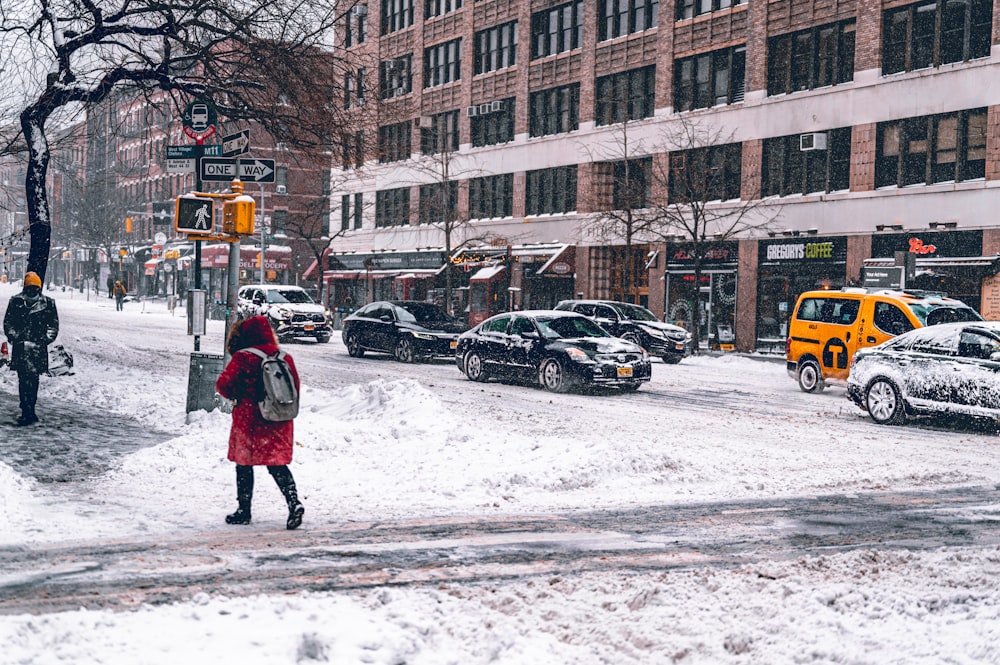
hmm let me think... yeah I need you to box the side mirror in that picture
[520,330,539,340]
[380,314,392,322]
[990,352,1000,363]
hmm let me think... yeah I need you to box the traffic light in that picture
[223,195,255,235]
[125,216,133,233]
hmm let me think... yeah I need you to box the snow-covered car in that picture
[554,300,691,363]
[847,321,1000,426]
[237,284,332,343]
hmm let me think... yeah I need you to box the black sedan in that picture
[342,301,469,363]
[455,310,652,393]
[554,299,691,363]
[847,321,1000,426]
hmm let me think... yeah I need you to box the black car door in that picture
[351,303,382,350]
[371,304,398,352]
[508,315,542,379]
[474,315,513,375]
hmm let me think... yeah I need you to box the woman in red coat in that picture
[216,316,304,529]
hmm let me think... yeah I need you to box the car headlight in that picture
[638,325,666,339]
[272,308,291,320]
[565,347,589,362]
[410,331,436,340]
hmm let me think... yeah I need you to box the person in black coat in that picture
[3,272,59,425]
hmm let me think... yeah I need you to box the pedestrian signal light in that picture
[119,248,127,257]
[125,216,133,233]
[223,196,255,235]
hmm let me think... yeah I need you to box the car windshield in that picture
[266,289,314,304]
[397,303,451,324]
[536,316,611,339]
[614,303,659,322]
[907,303,983,326]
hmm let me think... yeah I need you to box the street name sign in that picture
[167,145,223,158]
[222,130,251,157]
[175,195,215,235]
[200,158,276,183]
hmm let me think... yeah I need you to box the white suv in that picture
[237,285,332,343]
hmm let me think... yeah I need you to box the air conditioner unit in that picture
[466,106,478,117]
[416,115,433,129]
[799,132,828,151]
[491,100,504,112]
[276,185,287,194]
[352,4,367,14]
[394,86,407,96]
[478,103,490,115]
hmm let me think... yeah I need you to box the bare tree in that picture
[0,0,358,281]
[647,119,778,352]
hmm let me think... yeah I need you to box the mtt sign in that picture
[200,158,276,183]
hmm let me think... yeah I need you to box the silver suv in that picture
[237,285,332,343]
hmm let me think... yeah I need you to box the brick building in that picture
[326,0,1000,351]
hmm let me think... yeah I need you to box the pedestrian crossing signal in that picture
[175,195,214,235]
[223,196,255,235]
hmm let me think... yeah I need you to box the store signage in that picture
[871,230,981,258]
[909,238,936,254]
[665,242,738,268]
[328,250,448,272]
[759,237,846,265]
[863,266,904,289]
[550,262,571,274]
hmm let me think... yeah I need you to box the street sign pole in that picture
[193,137,204,351]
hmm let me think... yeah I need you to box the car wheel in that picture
[316,334,331,344]
[346,332,365,358]
[539,358,572,393]
[866,378,906,425]
[622,332,642,347]
[797,360,825,393]
[394,337,416,363]
[464,351,490,382]
[662,355,682,365]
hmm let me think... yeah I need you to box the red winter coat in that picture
[216,316,301,466]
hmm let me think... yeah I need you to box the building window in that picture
[271,209,287,236]
[596,158,652,210]
[669,143,742,202]
[875,108,987,187]
[375,187,410,227]
[526,166,578,215]
[424,38,462,88]
[531,0,583,59]
[595,65,656,125]
[676,0,744,20]
[380,55,412,99]
[378,121,412,163]
[345,5,368,47]
[342,130,365,169]
[418,181,459,225]
[469,174,513,219]
[420,110,460,154]
[344,68,366,108]
[768,21,855,96]
[762,128,852,197]
[529,83,580,137]
[381,0,413,35]
[599,0,659,41]
[275,166,288,191]
[475,21,518,75]
[674,46,745,112]
[471,99,515,147]
[425,0,461,17]
[883,0,992,75]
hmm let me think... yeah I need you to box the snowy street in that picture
[2,283,1000,663]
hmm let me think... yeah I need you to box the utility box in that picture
[186,352,225,413]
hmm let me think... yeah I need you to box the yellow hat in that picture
[23,272,41,288]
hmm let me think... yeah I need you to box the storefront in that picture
[756,235,848,350]
[863,230,993,311]
[662,242,739,347]
[199,243,293,305]
[323,249,450,311]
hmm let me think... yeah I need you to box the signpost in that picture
[200,158,276,182]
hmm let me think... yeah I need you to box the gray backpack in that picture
[244,348,299,422]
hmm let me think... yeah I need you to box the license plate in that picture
[304,325,315,331]
[617,366,633,378]
[450,341,457,349]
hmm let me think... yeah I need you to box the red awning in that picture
[535,245,576,276]
[302,258,319,280]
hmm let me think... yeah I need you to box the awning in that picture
[144,258,161,276]
[535,244,575,276]
[470,265,506,281]
[302,258,319,280]
[864,256,1000,270]
[395,271,437,280]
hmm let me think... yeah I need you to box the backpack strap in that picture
[242,347,269,360]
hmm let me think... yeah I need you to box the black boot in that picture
[269,465,304,530]
[226,465,254,525]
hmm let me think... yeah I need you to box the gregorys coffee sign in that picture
[759,237,846,265]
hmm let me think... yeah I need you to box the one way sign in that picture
[200,157,276,183]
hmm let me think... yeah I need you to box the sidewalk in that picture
[0,384,170,483]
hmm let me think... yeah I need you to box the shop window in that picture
[469,174,513,219]
[762,127,851,197]
[674,46,745,112]
[874,302,915,335]
[471,98,515,147]
[531,0,583,59]
[475,21,517,74]
[596,65,656,125]
[529,83,580,137]
[882,0,992,75]
[424,38,462,88]
[526,165,577,215]
[876,108,986,187]
[375,187,410,227]
[768,21,854,96]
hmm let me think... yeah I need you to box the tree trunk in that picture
[691,254,704,355]
[21,113,53,282]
